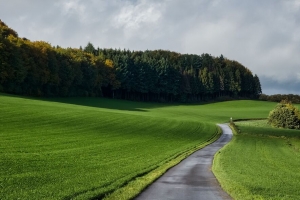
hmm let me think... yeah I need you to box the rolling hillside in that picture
[0,93,276,199]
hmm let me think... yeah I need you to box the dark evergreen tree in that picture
[83,42,96,55]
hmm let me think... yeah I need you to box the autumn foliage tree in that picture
[0,20,120,97]
[268,100,300,129]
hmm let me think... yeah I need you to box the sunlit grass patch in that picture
[235,119,270,128]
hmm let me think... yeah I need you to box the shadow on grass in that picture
[45,97,166,112]
[0,93,178,112]
[0,92,249,112]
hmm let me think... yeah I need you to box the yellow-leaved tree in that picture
[268,100,300,129]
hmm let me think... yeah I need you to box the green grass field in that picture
[213,119,300,200]
[0,93,281,199]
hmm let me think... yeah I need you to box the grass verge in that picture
[213,120,300,200]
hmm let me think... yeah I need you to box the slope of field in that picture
[213,120,300,200]
[45,97,276,123]
[0,94,276,199]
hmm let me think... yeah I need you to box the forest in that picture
[0,20,262,102]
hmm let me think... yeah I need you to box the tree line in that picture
[0,20,262,102]
[259,94,300,104]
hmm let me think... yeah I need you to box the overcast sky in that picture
[0,0,299,94]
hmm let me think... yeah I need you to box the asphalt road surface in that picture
[135,124,233,200]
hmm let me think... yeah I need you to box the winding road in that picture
[135,124,233,200]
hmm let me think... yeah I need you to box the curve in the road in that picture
[135,124,233,200]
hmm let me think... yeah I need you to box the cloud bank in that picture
[0,0,299,94]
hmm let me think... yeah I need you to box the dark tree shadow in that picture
[0,93,177,112]
[1,92,233,112]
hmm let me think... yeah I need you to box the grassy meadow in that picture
[0,93,279,199]
[213,119,300,200]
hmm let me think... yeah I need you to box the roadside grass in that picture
[236,120,300,138]
[213,119,300,200]
[0,93,277,199]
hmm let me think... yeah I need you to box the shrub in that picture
[268,100,300,129]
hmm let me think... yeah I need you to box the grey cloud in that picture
[261,75,300,95]
[0,0,299,94]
